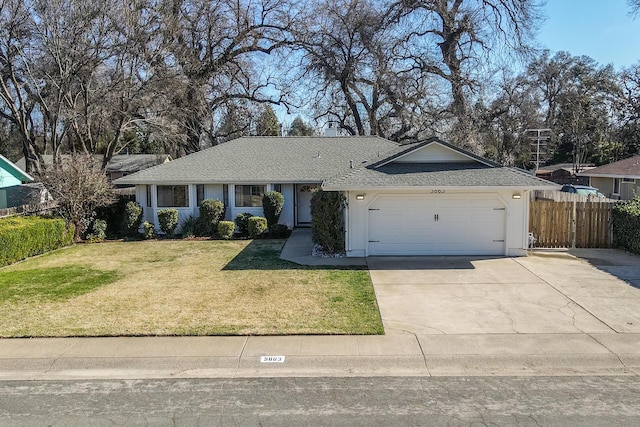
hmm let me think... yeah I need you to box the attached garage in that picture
[367,194,506,256]
[322,139,558,257]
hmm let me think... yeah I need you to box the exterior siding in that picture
[0,166,22,189]
[589,177,614,197]
[136,183,297,233]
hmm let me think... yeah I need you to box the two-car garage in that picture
[321,139,557,257]
[366,194,507,256]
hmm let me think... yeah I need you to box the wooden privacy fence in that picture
[529,200,617,248]
[0,201,58,219]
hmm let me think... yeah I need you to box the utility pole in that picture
[525,128,552,172]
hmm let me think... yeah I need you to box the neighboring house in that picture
[578,155,640,200]
[535,163,594,185]
[0,154,34,209]
[115,136,556,257]
[104,154,173,183]
[15,154,172,183]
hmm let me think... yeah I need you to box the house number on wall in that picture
[431,189,445,194]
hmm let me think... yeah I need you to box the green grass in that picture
[0,266,118,301]
[0,239,383,337]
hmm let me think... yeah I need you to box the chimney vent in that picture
[324,121,338,137]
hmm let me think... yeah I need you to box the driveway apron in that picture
[367,255,630,336]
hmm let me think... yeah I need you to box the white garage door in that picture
[367,195,506,256]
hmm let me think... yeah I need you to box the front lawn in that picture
[0,240,383,337]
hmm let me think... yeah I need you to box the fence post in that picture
[571,201,577,249]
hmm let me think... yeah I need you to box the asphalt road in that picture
[1,376,639,426]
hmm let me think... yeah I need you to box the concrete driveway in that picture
[368,250,640,335]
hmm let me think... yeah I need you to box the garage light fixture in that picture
[512,193,522,199]
[356,194,366,200]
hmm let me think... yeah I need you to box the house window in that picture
[196,184,205,206]
[623,178,635,183]
[223,184,229,208]
[157,185,189,207]
[613,178,621,194]
[235,185,265,207]
[273,184,282,193]
[146,185,152,208]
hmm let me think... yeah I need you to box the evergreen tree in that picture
[256,105,280,136]
[288,116,315,136]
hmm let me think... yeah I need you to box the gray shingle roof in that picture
[106,154,172,173]
[16,154,171,174]
[322,163,558,189]
[578,155,640,179]
[115,136,400,185]
[368,137,501,168]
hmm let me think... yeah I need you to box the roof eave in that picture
[322,184,560,191]
[0,154,34,182]
[579,172,640,179]
[114,178,324,186]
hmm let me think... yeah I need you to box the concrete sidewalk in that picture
[2,236,639,381]
[1,333,639,380]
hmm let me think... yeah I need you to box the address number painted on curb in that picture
[260,355,285,363]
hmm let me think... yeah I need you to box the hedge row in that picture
[0,216,74,267]
[613,197,640,255]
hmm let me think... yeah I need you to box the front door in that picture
[296,184,318,225]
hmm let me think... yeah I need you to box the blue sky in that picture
[538,0,640,69]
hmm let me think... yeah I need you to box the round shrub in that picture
[125,201,143,235]
[142,221,155,239]
[157,209,179,236]
[195,199,225,237]
[262,191,284,227]
[180,215,197,238]
[142,221,156,239]
[218,221,235,239]
[269,223,290,238]
[86,219,107,242]
[234,212,254,236]
[248,216,267,238]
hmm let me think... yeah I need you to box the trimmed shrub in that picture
[262,191,284,227]
[613,197,640,254]
[269,223,290,238]
[157,209,179,236]
[124,201,143,236]
[0,216,74,267]
[311,190,346,255]
[86,219,107,242]
[195,199,225,237]
[95,196,129,238]
[248,216,268,238]
[180,215,197,238]
[218,221,235,239]
[142,221,155,239]
[234,212,254,236]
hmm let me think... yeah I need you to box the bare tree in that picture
[477,73,541,166]
[292,0,439,141]
[389,0,542,147]
[154,0,295,151]
[0,0,42,173]
[41,154,117,241]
